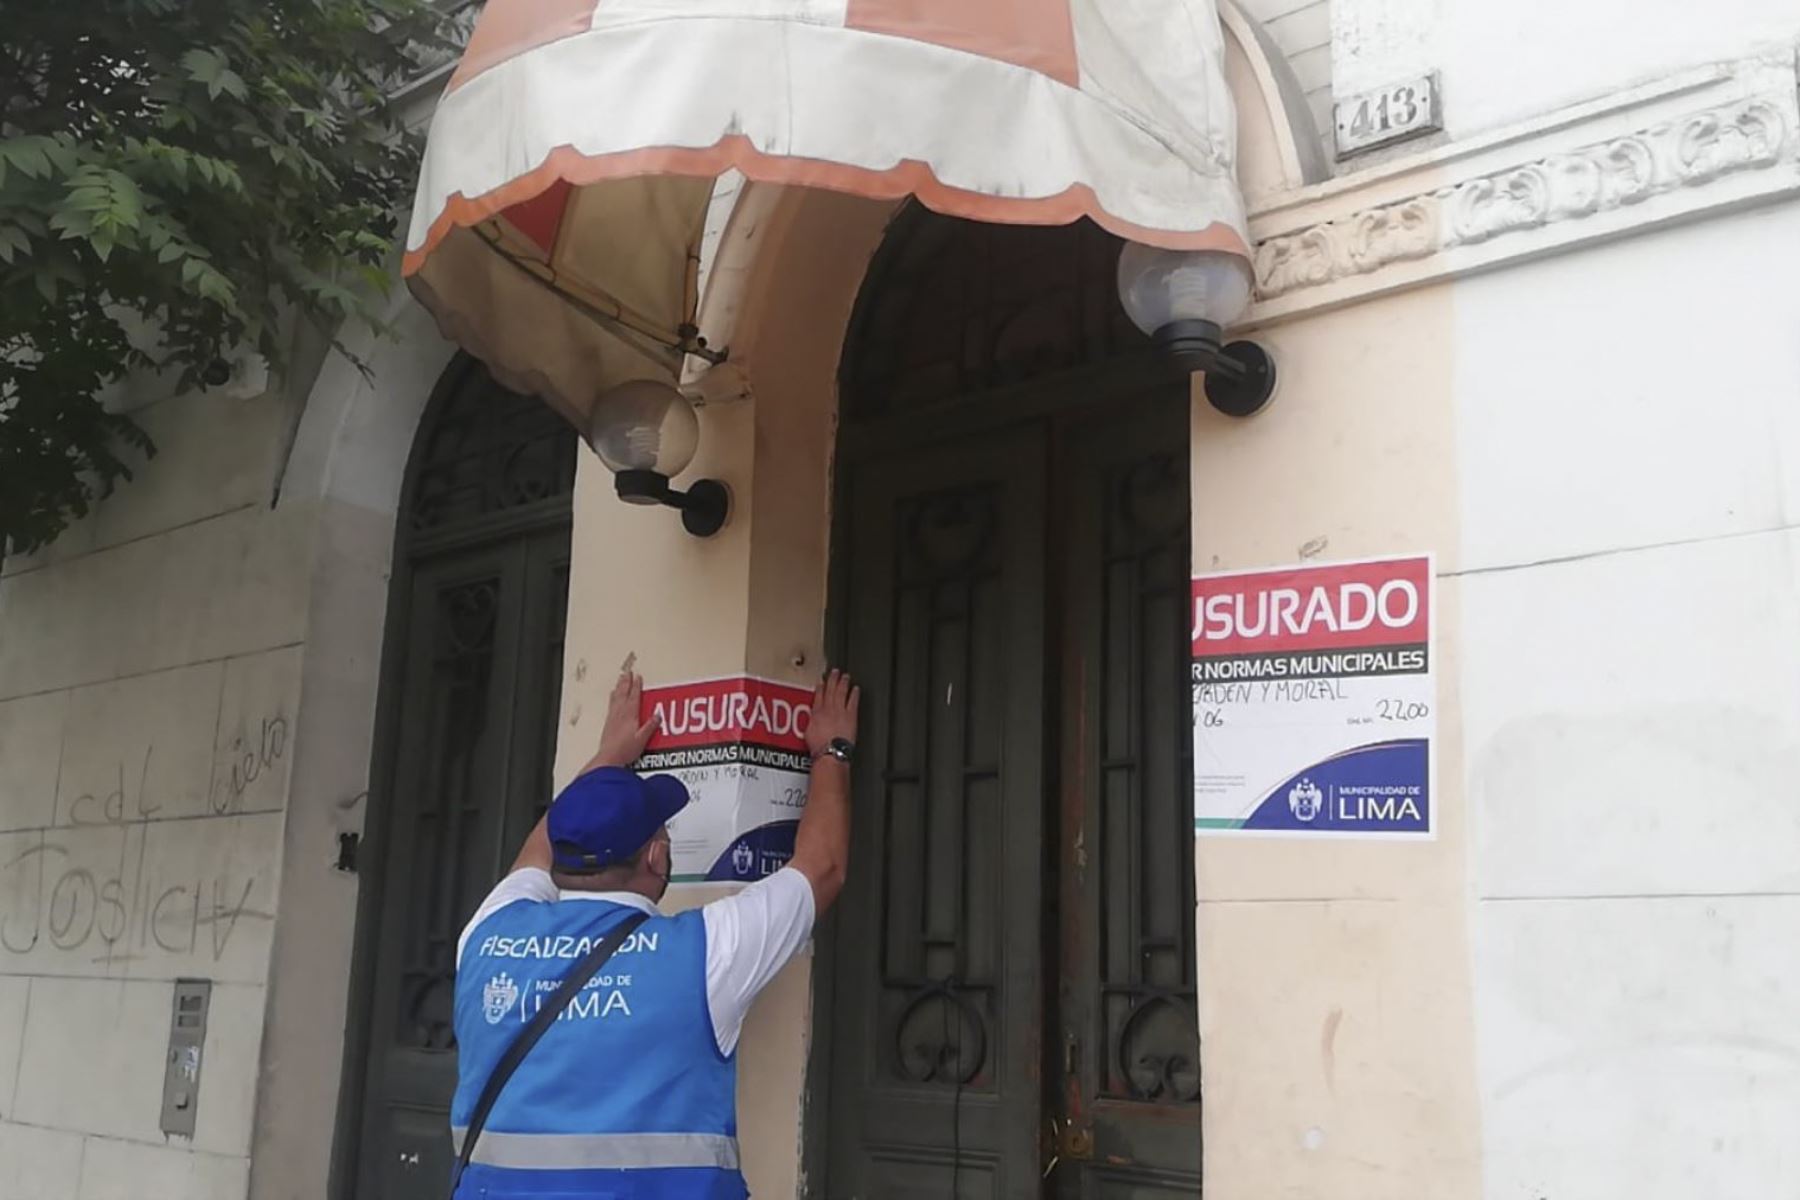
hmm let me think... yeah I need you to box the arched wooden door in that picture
[338,356,577,1198]
[814,210,1203,1198]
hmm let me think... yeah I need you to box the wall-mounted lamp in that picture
[1117,244,1277,417]
[587,379,730,537]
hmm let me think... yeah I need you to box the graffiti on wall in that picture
[0,711,290,968]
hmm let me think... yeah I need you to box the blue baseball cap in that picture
[547,767,690,872]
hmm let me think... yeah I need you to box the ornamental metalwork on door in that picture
[818,209,1201,1197]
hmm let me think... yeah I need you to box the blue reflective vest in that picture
[451,898,746,1199]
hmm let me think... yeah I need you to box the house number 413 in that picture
[1334,74,1441,158]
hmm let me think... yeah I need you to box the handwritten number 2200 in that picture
[1375,699,1430,722]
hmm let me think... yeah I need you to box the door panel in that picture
[357,546,523,1196]
[826,429,1050,1198]
[504,536,574,847]
[1051,394,1200,1196]
[354,528,571,1198]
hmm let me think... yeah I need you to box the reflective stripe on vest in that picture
[449,1129,740,1171]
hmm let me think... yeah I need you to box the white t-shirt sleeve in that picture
[701,868,816,1056]
[456,867,559,965]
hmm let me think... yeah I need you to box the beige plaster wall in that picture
[1190,281,1484,1199]
[551,185,894,1199]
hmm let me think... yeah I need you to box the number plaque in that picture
[1334,73,1442,158]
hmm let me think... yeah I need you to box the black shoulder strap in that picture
[449,909,651,1197]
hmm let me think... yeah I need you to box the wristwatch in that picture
[816,737,855,765]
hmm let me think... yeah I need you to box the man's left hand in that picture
[588,655,660,771]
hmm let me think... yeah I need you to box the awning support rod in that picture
[473,225,726,368]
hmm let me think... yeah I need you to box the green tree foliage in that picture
[1,0,440,552]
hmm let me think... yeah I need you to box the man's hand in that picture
[586,656,660,772]
[805,669,860,760]
[792,669,859,913]
[511,658,657,876]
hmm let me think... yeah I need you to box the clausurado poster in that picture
[1191,555,1436,839]
[635,676,815,881]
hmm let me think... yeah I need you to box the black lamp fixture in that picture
[587,379,730,537]
[1117,243,1277,417]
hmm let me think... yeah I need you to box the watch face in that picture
[829,737,855,761]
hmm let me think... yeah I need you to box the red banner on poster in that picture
[641,676,813,753]
[1191,556,1431,657]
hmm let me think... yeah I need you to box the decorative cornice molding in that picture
[1253,95,1791,301]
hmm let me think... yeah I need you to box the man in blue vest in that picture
[451,661,859,1198]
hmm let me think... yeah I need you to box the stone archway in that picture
[243,298,457,1200]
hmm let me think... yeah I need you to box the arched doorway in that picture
[816,208,1202,1196]
[340,354,577,1198]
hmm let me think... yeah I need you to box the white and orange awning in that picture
[404,0,1250,428]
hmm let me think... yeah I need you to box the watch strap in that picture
[815,739,854,764]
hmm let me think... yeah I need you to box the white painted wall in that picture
[1453,202,1800,1200]
[1332,0,1435,97]
[1328,0,1800,143]
[1440,0,1800,137]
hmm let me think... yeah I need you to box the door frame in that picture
[328,357,576,1198]
[802,347,1190,1195]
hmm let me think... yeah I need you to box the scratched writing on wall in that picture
[63,714,289,825]
[0,833,259,964]
[0,712,288,966]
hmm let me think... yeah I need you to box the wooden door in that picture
[823,427,1051,1197]
[1047,394,1201,1196]
[819,387,1201,1198]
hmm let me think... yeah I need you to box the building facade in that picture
[2,0,1799,1197]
